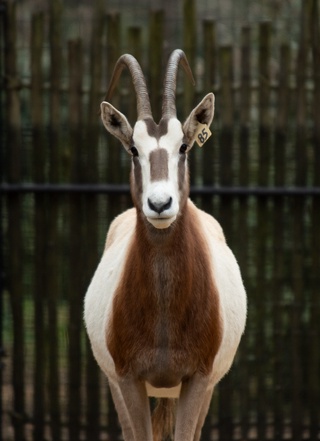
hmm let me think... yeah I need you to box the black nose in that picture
[148,197,172,214]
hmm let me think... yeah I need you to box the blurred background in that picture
[1,0,319,440]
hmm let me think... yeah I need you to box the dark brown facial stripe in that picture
[131,157,142,205]
[144,118,169,140]
[178,154,187,191]
[150,148,169,182]
[158,118,169,137]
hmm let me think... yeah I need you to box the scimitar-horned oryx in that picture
[84,49,247,441]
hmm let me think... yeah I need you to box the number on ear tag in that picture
[194,124,212,147]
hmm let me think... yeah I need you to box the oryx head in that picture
[101,49,215,230]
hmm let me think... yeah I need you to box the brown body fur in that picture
[107,201,223,388]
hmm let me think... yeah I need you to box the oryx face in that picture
[100,50,215,230]
[130,118,188,229]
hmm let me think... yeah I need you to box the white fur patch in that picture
[84,211,136,381]
[132,118,185,228]
[146,382,181,398]
[147,215,177,229]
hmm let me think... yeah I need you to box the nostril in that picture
[148,197,172,214]
[162,197,172,212]
[148,198,158,213]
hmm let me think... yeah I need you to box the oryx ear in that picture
[183,93,215,146]
[100,101,133,149]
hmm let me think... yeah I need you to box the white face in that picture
[131,118,189,229]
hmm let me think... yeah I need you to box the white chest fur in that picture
[84,211,135,381]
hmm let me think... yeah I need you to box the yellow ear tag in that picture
[194,123,212,147]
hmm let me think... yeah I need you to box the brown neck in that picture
[135,198,189,249]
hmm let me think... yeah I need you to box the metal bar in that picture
[0,183,131,194]
[1,183,320,196]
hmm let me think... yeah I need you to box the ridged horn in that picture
[105,54,152,120]
[162,49,195,119]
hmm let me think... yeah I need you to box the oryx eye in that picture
[130,146,139,157]
[179,144,188,154]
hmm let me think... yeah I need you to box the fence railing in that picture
[1,0,320,440]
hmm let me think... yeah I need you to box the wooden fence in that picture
[1,0,320,439]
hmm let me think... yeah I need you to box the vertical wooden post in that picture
[183,0,197,185]
[219,46,234,185]
[217,45,234,441]
[272,43,290,439]
[0,3,5,436]
[183,0,196,110]
[127,26,142,127]
[255,21,272,441]
[106,13,122,222]
[4,3,25,440]
[49,0,63,182]
[291,1,312,438]
[238,26,251,441]
[47,1,63,438]
[258,22,271,185]
[149,10,164,123]
[203,20,216,92]
[85,4,105,440]
[106,13,121,90]
[82,1,106,440]
[67,38,84,441]
[201,20,216,216]
[309,0,320,436]
[30,12,46,441]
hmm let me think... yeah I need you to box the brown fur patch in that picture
[178,154,187,191]
[107,203,222,387]
[130,157,143,207]
[144,118,169,140]
[150,148,169,181]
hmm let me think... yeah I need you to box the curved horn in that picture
[162,49,195,119]
[105,54,152,120]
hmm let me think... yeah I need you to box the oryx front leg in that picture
[174,374,212,441]
[118,378,152,441]
[193,387,214,441]
[108,381,135,441]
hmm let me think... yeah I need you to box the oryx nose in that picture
[148,197,172,214]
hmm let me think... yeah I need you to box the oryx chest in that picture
[106,218,223,388]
